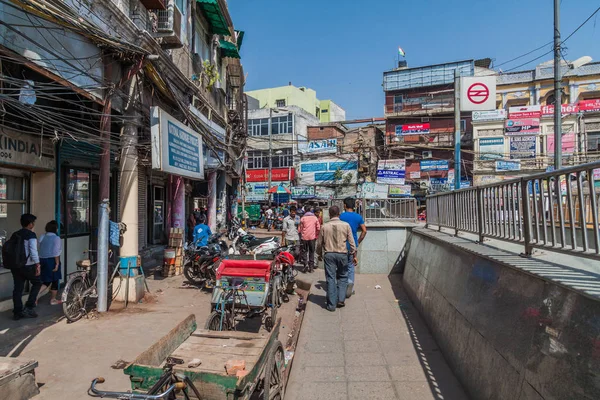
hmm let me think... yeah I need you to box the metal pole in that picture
[268,108,273,205]
[553,0,562,170]
[454,69,461,190]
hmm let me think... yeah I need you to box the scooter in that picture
[183,233,229,289]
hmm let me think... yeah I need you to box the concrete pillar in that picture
[208,171,217,231]
[216,172,227,229]
[171,176,185,229]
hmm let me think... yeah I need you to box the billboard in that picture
[508,105,541,119]
[291,186,315,199]
[495,160,521,172]
[420,160,449,171]
[361,182,389,199]
[479,137,504,160]
[510,136,536,159]
[472,109,506,122]
[388,185,412,198]
[578,99,600,113]
[246,168,294,182]
[297,158,358,185]
[376,159,406,185]
[505,118,540,134]
[394,123,430,136]
[541,103,579,116]
[547,132,576,154]
[304,138,337,154]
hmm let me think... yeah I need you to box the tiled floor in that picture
[285,273,469,400]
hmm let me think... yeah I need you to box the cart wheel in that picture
[205,311,229,331]
[260,341,285,400]
[264,316,274,332]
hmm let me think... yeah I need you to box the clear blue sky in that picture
[229,0,600,120]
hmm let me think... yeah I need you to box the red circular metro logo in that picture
[467,83,489,104]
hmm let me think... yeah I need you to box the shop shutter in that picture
[138,166,147,250]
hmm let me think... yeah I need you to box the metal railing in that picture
[426,161,600,260]
[331,198,418,223]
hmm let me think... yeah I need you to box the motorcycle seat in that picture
[247,237,276,247]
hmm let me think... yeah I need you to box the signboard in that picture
[472,109,506,122]
[508,105,541,119]
[245,182,269,202]
[291,186,315,199]
[594,169,600,188]
[510,136,536,159]
[297,158,358,185]
[420,160,449,171]
[361,182,388,199]
[578,99,600,113]
[0,128,54,171]
[495,160,521,172]
[547,132,576,154]
[189,104,225,169]
[394,123,430,135]
[460,76,496,111]
[388,185,412,198]
[314,186,335,200]
[409,171,421,179]
[541,103,579,116]
[246,168,294,182]
[376,159,406,185]
[151,107,204,180]
[305,138,337,154]
[505,118,540,134]
[479,137,504,160]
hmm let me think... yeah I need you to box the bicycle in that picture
[61,250,121,323]
[88,356,202,399]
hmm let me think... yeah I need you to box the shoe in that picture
[22,308,38,318]
[346,283,354,298]
[337,302,345,308]
[13,313,24,321]
[50,299,62,306]
[326,306,336,312]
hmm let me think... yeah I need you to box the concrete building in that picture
[245,84,346,122]
[472,58,600,185]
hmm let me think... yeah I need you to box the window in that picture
[247,150,267,169]
[393,94,403,112]
[0,173,28,249]
[322,109,328,113]
[271,114,293,135]
[248,118,269,136]
[247,149,293,169]
[460,119,467,132]
[588,132,600,151]
[194,21,210,62]
[64,169,90,235]
[276,99,286,107]
[248,114,293,136]
[175,0,185,12]
[273,148,294,168]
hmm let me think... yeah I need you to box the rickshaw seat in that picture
[217,259,272,281]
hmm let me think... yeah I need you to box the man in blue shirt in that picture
[339,197,367,298]
[193,215,212,247]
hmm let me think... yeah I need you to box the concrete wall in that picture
[245,86,320,117]
[356,223,411,274]
[402,228,600,400]
[31,172,55,228]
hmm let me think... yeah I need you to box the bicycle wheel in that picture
[205,310,229,331]
[260,341,285,400]
[62,275,89,322]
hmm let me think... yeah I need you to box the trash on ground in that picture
[188,358,202,368]
[374,285,382,289]
[284,351,294,365]
[111,360,129,370]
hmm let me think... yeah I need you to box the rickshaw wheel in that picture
[205,311,230,331]
[264,316,274,332]
[260,341,285,400]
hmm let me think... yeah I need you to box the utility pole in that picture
[553,0,562,170]
[454,68,461,190]
[267,107,273,205]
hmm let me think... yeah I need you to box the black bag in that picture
[2,231,27,269]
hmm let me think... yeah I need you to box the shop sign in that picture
[541,103,579,116]
[388,185,412,198]
[509,105,541,119]
[361,182,388,199]
[151,107,204,180]
[510,136,536,159]
[409,171,421,179]
[291,186,315,199]
[505,118,540,134]
[376,159,406,185]
[547,132,576,154]
[578,99,600,113]
[472,109,506,122]
[189,104,226,169]
[314,186,335,200]
[245,181,290,201]
[297,158,358,185]
[420,160,449,171]
[0,128,54,171]
[305,139,337,154]
[246,168,294,182]
[495,160,521,172]
[594,169,600,188]
[479,137,504,160]
[395,123,430,136]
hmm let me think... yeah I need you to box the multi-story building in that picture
[0,0,245,306]
[383,59,491,197]
[472,58,600,185]
[246,84,346,123]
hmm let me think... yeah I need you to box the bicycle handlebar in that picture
[89,378,185,399]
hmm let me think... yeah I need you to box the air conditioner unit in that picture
[405,152,415,159]
[148,2,183,49]
[422,151,433,159]
[421,117,430,122]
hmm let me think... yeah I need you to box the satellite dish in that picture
[570,56,592,69]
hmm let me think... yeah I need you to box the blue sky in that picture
[230,0,600,120]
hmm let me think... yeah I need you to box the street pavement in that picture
[285,272,469,400]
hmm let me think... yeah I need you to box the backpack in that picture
[2,231,27,269]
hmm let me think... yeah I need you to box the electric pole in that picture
[553,0,562,170]
[267,107,273,205]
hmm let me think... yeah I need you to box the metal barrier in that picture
[426,161,600,260]
[331,198,418,222]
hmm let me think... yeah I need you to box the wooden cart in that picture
[123,314,285,400]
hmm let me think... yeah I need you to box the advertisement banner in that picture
[472,109,506,122]
[547,132,576,154]
[394,123,430,136]
[510,136,536,159]
[541,103,579,116]
[505,118,540,134]
[409,171,421,179]
[479,137,504,160]
[495,160,521,172]
[508,105,541,119]
[291,186,315,199]
[0,128,54,171]
[420,160,449,171]
[297,158,358,185]
[305,138,337,154]
[388,185,412,198]
[314,186,335,200]
[376,159,406,185]
[151,107,204,180]
[578,99,600,113]
[246,168,294,182]
[246,181,290,202]
[361,182,389,199]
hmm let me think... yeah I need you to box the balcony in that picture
[148,3,183,49]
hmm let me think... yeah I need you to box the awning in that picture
[235,30,244,50]
[219,40,240,59]
[196,0,230,35]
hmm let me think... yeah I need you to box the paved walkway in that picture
[286,272,469,400]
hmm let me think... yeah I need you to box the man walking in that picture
[298,207,320,272]
[281,206,299,246]
[316,205,356,311]
[340,197,367,298]
[6,214,42,320]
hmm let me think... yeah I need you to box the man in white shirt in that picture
[281,206,300,246]
[265,207,274,230]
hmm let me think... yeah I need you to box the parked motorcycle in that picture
[230,227,279,255]
[274,215,284,231]
[183,233,229,288]
[227,217,241,241]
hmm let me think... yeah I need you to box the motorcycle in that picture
[272,246,299,301]
[274,215,284,231]
[230,227,279,255]
[227,217,241,241]
[183,233,229,288]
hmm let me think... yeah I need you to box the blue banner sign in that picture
[420,160,449,171]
